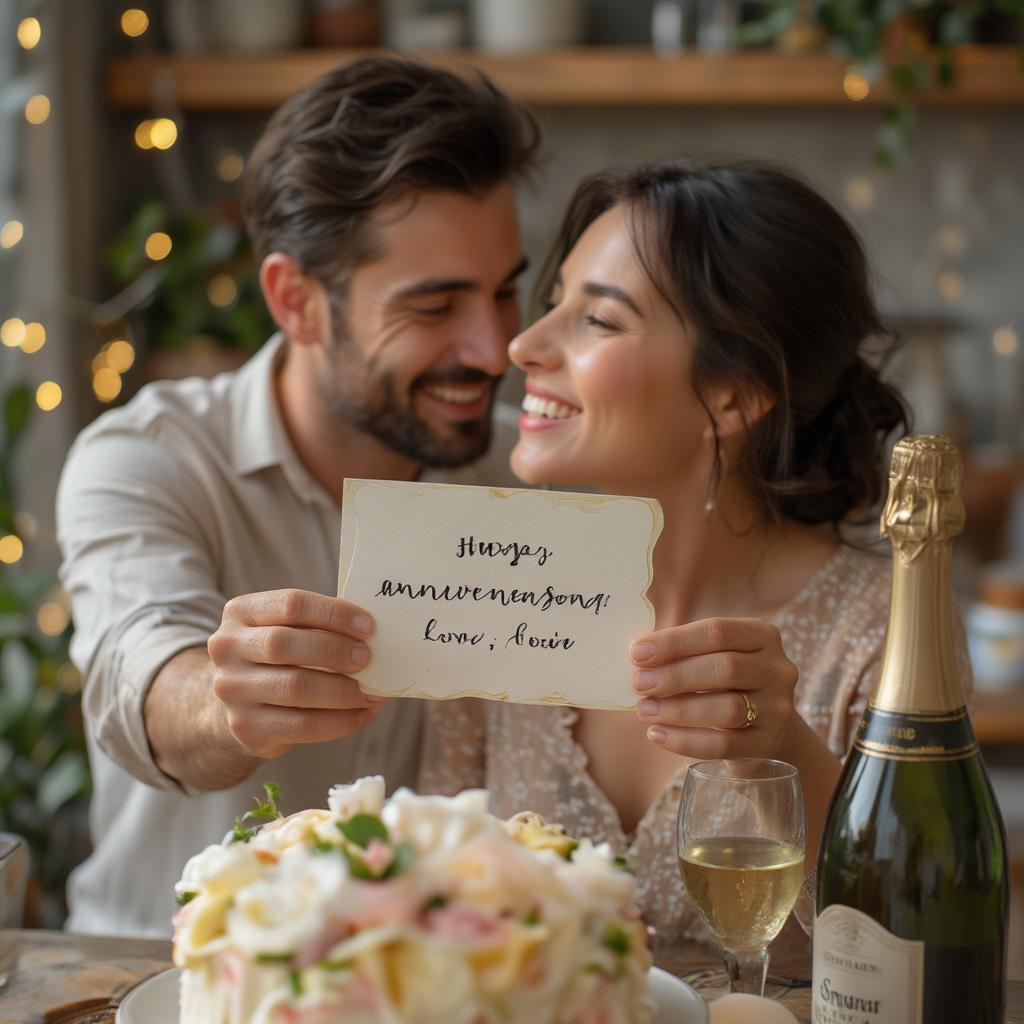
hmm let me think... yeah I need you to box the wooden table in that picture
[4,930,1023,1023]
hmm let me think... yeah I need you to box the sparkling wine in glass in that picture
[677,758,805,995]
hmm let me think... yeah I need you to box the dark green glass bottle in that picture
[813,435,1008,1024]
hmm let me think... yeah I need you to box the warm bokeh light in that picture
[149,118,178,150]
[93,367,123,402]
[21,321,46,354]
[36,380,62,411]
[207,274,238,308]
[145,231,173,260]
[993,326,1019,358]
[105,339,136,372]
[844,177,875,211]
[1,318,26,347]
[25,94,51,125]
[0,534,24,565]
[217,152,245,182]
[843,70,870,102]
[134,119,154,150]
[937,270,965,303]
[1,220,24,248]
[37,601,70,636]
[120,8,150,37]
[17,17,41,49]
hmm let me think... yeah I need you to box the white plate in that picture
[117,965,708,1023]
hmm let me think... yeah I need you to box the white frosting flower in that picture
[177,841,263,900]
[327,776,386,820]
[253,809,331,854]
[173,779,654,1024]
[227,845,348,957]
[381,787,497,857]
[555,839,635,909]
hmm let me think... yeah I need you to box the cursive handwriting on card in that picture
[338,480,662,709]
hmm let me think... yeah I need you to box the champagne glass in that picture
[677,759,804,996]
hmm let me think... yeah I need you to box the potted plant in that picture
[745,0,1024,163]
[0,384,90,927]
[104,199,276,383]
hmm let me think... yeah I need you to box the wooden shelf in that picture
[974,689,1024,747]
[105,46,1024,111]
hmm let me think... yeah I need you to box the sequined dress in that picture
[420,545,904,963]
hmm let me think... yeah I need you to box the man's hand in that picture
[207,589,385,760]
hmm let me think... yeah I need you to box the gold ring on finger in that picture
[740,692,758,729]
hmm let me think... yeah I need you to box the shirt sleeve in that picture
[419,698,487,796]
[56,427,225,792]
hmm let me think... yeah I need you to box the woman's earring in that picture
[703,449,725,520]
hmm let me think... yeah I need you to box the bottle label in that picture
[813,905,924,1023]
[852,704,978,762]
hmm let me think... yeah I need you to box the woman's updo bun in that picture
[540,158,910,526]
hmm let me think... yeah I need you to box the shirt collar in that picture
[229,333,335,509]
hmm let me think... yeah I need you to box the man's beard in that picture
[321,342,500,469]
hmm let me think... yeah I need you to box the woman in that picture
[420,159,915,961]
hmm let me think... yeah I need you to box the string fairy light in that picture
[145,231,172,260]
[134,119,154,150]
[0,535,24,565]
[217,152,245,182]
[36,601,69,636]
[148,118,178,150]
[843,68,870,102]
[1,220,24,248]
[993,326,1019,358]
[17,17,41,50]
[120,8,150,37]
[936,269,965,303]
[1,318,27,347]
[844,176,875,211]
[207,274,238,308]
[92,367,122,403]
[104,339,136,372]
[25,94,51,125]
[35,381,62,411]
[20,322,45,354]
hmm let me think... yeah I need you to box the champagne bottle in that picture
[813,435,1008,1024]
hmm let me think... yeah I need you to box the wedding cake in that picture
[172,777,654,1023]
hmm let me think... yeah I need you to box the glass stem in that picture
[723,946,769,995]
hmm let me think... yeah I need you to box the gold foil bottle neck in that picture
[881,434,965,562]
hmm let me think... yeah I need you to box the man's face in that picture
[321,185,525,468]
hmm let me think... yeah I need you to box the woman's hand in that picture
[630,617,801,760]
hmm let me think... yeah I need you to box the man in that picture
[56,56,539,936]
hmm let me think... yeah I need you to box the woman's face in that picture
[509,204,710,491]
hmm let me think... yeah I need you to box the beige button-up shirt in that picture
[56,334,521,937]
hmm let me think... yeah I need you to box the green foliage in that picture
[229,781,285,843]
[106,198,275,354]
[0,383,89,927]
[745,0,1024,164]
[337,812,390,850]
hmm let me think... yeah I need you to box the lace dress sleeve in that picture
[419,698,488,796]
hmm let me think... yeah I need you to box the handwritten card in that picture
[338,479,663,709]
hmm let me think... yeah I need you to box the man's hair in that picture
[242,56,540,293]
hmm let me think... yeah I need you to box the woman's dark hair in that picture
[243,56,540,292]
[539,158,910,526]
